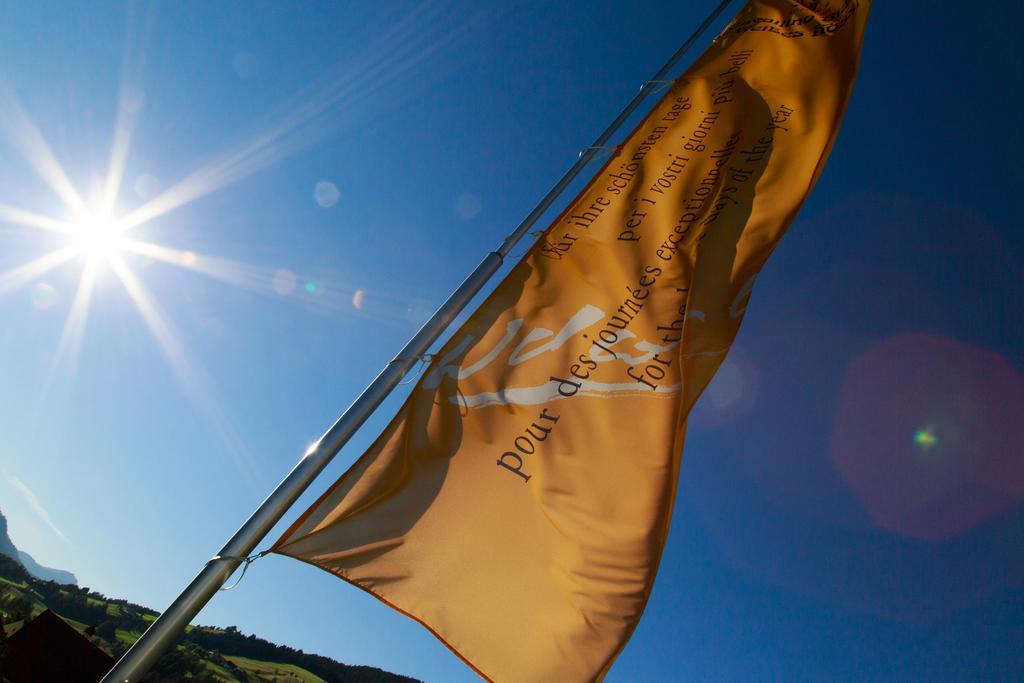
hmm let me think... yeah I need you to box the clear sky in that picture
[1,1,1022,681]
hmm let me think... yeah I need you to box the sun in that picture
[71,209,125,263]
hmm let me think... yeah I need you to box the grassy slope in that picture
[225,655,327,683]
[0,562,375,683]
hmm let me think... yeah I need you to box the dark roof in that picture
[3,609,114,683]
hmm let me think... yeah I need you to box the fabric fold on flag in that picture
[273,1,872,680]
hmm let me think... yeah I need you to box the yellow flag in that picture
[273,2,871,680]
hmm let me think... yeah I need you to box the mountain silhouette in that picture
[0,509,77,585]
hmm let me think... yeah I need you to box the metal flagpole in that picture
[102,2,734,680]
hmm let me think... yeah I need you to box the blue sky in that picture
[1,1,1022,681]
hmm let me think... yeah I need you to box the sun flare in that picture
[72,210,125,262]
[0,3,467,496]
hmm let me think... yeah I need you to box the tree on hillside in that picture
[2,597,33,624]
[96,620,117,641]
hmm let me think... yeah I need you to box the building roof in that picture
[3,609,114,683]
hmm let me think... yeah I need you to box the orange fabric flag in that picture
[273,2,871,680]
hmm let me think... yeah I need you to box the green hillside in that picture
[0,554,417,682]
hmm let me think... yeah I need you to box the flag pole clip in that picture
[210,552,264,591]
[509,230,548,259]
[577,145,620,161]
[642,79,674,94]
[398,353,435,385]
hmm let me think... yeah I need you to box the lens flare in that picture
[272,269,297,295]
[830,332,1024,541]
[689,343,760,428]
[314,181,339,208]
[454,192,482,219]
[913,426,938,451]
[31,282,58,310]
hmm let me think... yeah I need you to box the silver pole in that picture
[102,3,734,680]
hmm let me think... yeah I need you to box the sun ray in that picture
[121,239,280,293]
[121,237,349,310]
[109,255,259,485]
[0,246,79,297]
[50,259,99,379]
[0,82,88,214]
[119,237,434,323]
[102,1,156,214]
[117,1,476,234]
[0,203,77,236]
[102,91,139,215]
[120,238,369,310]
[3,472,71,545]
